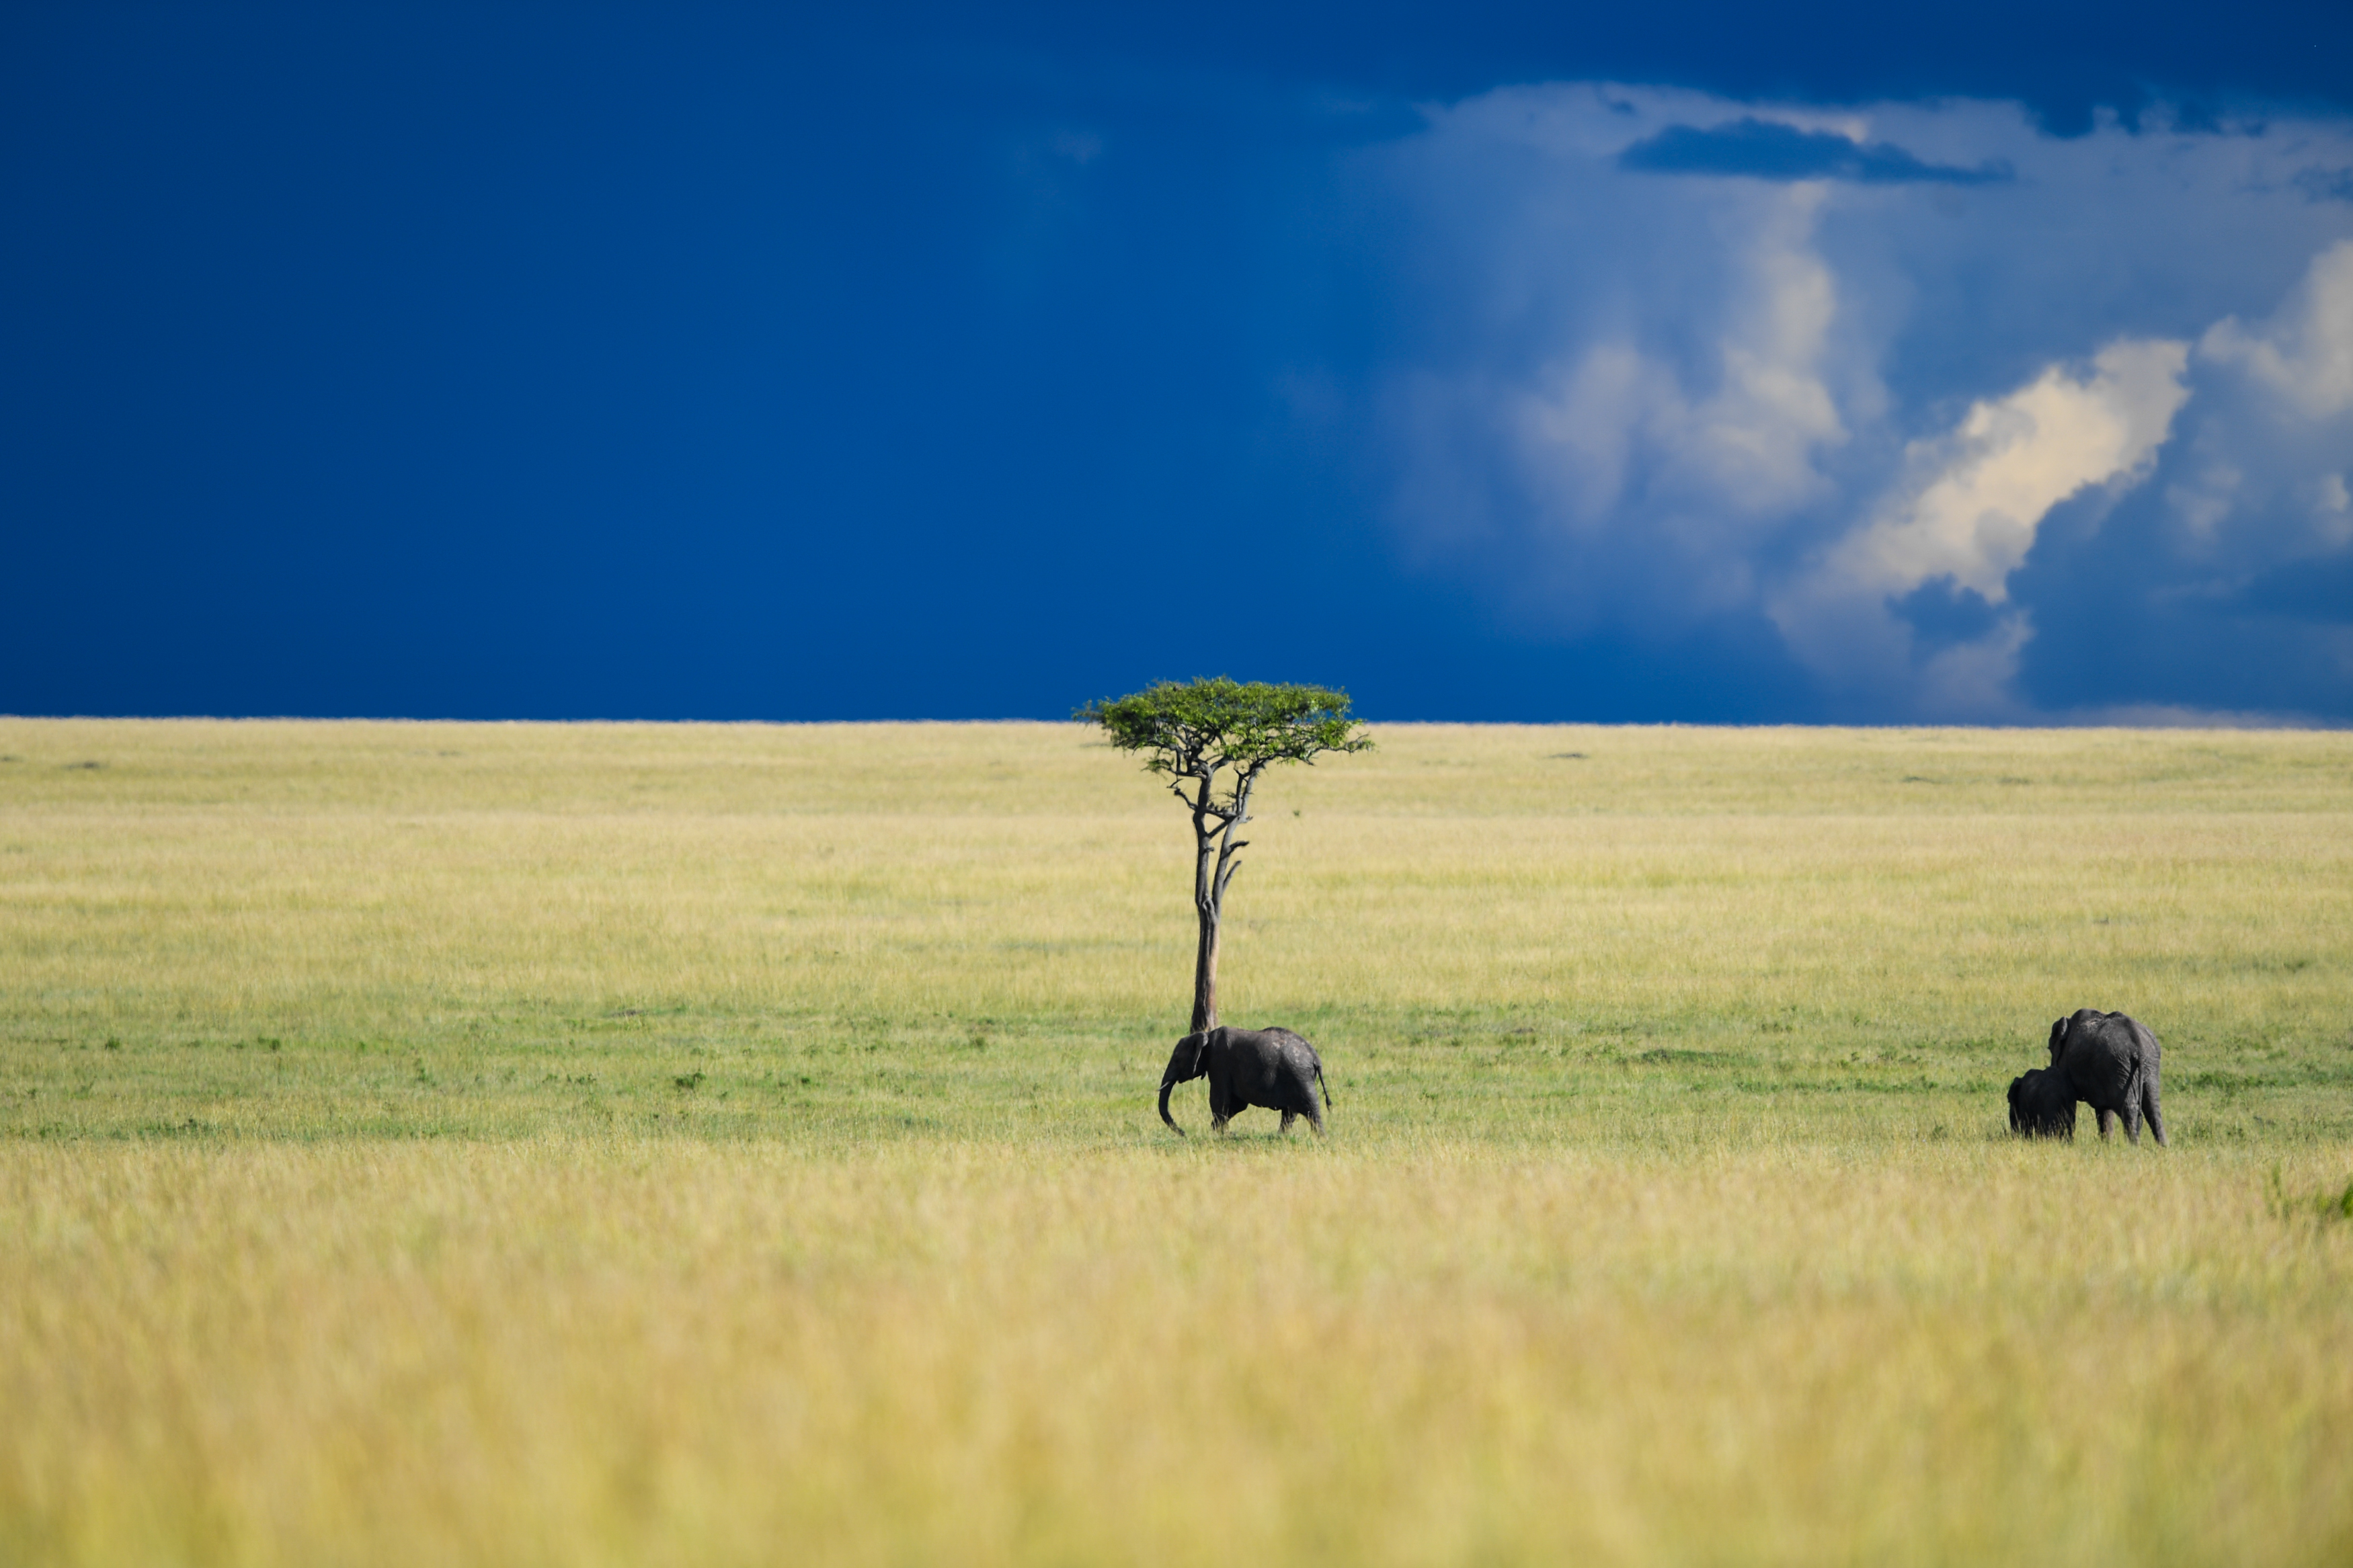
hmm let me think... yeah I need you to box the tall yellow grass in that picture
[1,718,2349,1563]
[7,1139,2350,1565]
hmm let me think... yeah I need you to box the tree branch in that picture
[1215,858,1243,901]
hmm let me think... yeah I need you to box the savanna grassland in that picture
[3,718,2350,1567]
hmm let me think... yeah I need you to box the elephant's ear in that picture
[2047,1017,2069,1063]
[1179,1032,1209,1074]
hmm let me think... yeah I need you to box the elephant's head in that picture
[2008,1068,2075,1138]
[1158,1031,1211,1135]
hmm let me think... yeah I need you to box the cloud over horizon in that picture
[1367,87,2353,720]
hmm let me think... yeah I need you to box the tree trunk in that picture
[1187,768,1256,1036]
[1189,898,1220,1034]
[1190,817,1220,1033]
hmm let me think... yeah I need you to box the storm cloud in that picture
[1368,87,2353,720]
[1619,118,2011,185]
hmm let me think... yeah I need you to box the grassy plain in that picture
[2,718,2350,1565]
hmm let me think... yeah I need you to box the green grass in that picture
[2,718,2350,1564]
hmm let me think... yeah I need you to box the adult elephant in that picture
[1158,1026,1330,1137]
[2013,1008,2166,1146]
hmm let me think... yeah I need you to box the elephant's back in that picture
[2095,1011,2159,1067]
[1267,1028,1321,1070]
[2064,1013,2147,1100]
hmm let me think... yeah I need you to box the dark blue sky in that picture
[6,3,2351,722]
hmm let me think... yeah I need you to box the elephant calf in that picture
[1158,1025,1330,1137]
[2009,1008,2166,1146]
[2007,1067,2077,1139]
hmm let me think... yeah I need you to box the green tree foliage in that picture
[1076,678,1372,1032]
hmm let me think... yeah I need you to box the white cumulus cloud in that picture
[1773,340,2190,716]
[2201,239,2353,419]
[1825,339,2190,603]
[1519,186,1849,529]
[1361,85,2353,718]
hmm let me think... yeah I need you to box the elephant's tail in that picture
[1315,1059,1332,1112]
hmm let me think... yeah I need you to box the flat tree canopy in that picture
[1077,677,1371,1034]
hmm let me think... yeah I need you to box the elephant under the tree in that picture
[1158,1025,1330,1136]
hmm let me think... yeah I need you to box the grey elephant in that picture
[1158,1025,1330,1137]
[2007,1066,2077,1138]
[2009,1008,2166,1145]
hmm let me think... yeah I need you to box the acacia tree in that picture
[1077,678,1371,1034]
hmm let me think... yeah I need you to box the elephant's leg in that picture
[2143,1088,2167,1148]
[1209,1081,1236,1134]
[1280,1110,1297,1134]
[1285,1081,1326,1137]
[2122,1100,2143,1145]
[2097,1107,2117,1141]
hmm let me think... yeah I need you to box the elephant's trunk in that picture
[1158,1077,1186,1136]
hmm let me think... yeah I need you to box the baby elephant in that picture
[2007,1067,2077,1139]
[2009,1008,2166,1146]
[1158,1025,1330,1137]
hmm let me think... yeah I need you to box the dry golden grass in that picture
[2,718,2350,1563]
[6,1139,2350,1566]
